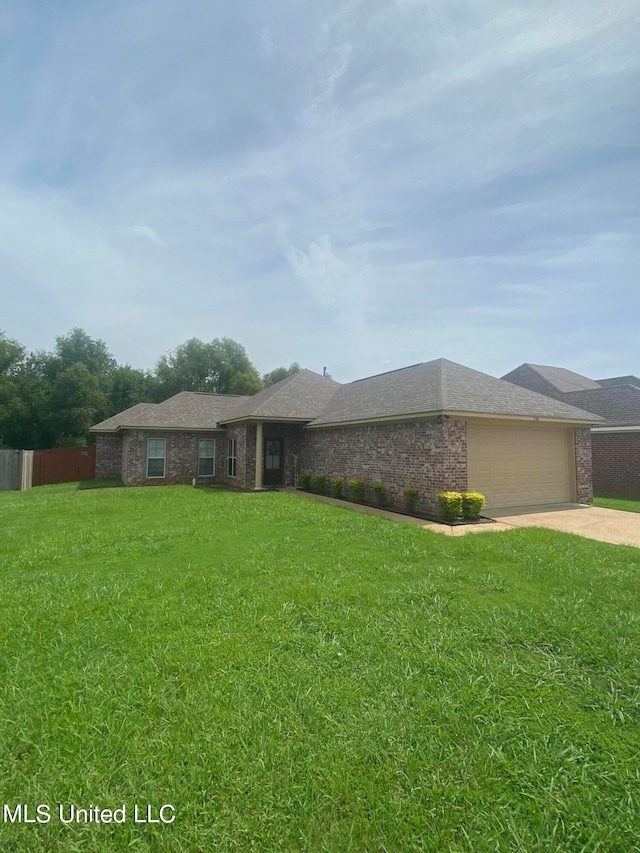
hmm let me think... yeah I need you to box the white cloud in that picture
[1,0,638,381]
[123,225,166,248]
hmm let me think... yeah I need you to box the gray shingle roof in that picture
[90,403,159,432]
[90,392,249,432]
[562,386,640,427]
[503,365,640,427]
[92,360,606,433]
[309,359,604,426]
[222,369,341,422]
[597,375,640,389]
[517,364,601,393]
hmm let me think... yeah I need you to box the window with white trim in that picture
[198,439,215,476]
[147,438,166,478]
[228,438,237,477]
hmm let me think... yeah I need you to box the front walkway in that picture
[288,490,640,548]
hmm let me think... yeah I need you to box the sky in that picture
[1,0,639,384]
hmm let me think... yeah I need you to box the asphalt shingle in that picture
[222,369,341,422]
[309,359,603,426]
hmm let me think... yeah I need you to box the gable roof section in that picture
[503,363,600,393]
[90,392,249,432]
[597,375,640,389]
[222,369,341,423]
[503,364,640,427]
[91,403,159,432]
[92,360,606,434]
[562,386,640,427]
[309,359,603,427]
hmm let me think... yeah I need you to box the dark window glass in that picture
[198,458,214,476]
[147,457,165,478]
[228,439,237,477]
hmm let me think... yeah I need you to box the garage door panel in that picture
[467,422,574,508]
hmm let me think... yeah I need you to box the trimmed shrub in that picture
[330,478,343,499]
[348,479,366,503]
[298,473,311,490]
[372,482,387,506]
[309,473,326,494]
[437,490,463,521]
[404,487,419,513]
[461,491,485,520]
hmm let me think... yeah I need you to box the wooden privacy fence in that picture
[0,449,34,491]
[32,446,96,486]
[0,446,95,490]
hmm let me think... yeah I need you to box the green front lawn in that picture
[594,495,640,514]
[1,484,639,852]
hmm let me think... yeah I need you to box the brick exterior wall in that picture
[121,431,226,486]
[222,424,255,489]
[263,423,303,487]
[222,423,303,489]
[95,434,123,479]
[96,418,597,507]
[298,418,468,514]
[574,427,593,504]
[592,431,640,497]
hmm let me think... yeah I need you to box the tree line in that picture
[0,328,300,449]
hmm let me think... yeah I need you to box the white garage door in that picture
[466,421,574,509]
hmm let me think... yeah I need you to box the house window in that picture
[198,439,215,476]
[265,440,281,469]
[147,438,166,478]
[228,438,237,477]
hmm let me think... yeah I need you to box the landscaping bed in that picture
[297,475,489,526]
[296,486,496,526]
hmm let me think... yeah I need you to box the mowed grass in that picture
[0,486,639,852]
[594,495,640,514]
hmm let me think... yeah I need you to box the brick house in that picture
[91,359,604,512]
[502,364,640,498]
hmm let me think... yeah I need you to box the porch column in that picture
[254,422,264,489]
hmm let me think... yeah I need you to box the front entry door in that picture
[263,438,284,486]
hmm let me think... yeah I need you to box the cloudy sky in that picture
[2,0,639,383]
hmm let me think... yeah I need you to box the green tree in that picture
[0,333,30,447]
[262,362,302,387]
[53,327,116,376]
[0,351,55,449]
[155,337,263,397]
[109,365,159,413]
[45,329,116,435]
[0,331,25,374]
[49,363,108,447]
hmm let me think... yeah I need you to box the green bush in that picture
[309,473,326,494]
[298,473,311,490]
[461,491,485,520]
[372,482,387,506]
[404,487,419,513]
[437,490,463,521]
[330,478,343,499]
[348,479,366,503]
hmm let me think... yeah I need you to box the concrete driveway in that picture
[484,504,640,548]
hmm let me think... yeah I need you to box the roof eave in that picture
[222,416,314,426]
[92,424,226,432]
[307,409,604,428]
[306,412,443,429]
[591,424,640,432]
[445,410,605,424]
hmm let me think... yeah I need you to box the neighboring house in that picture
[91,359,604,512]
[502,364,640,498]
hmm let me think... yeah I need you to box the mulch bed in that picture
[296,488,495,526]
